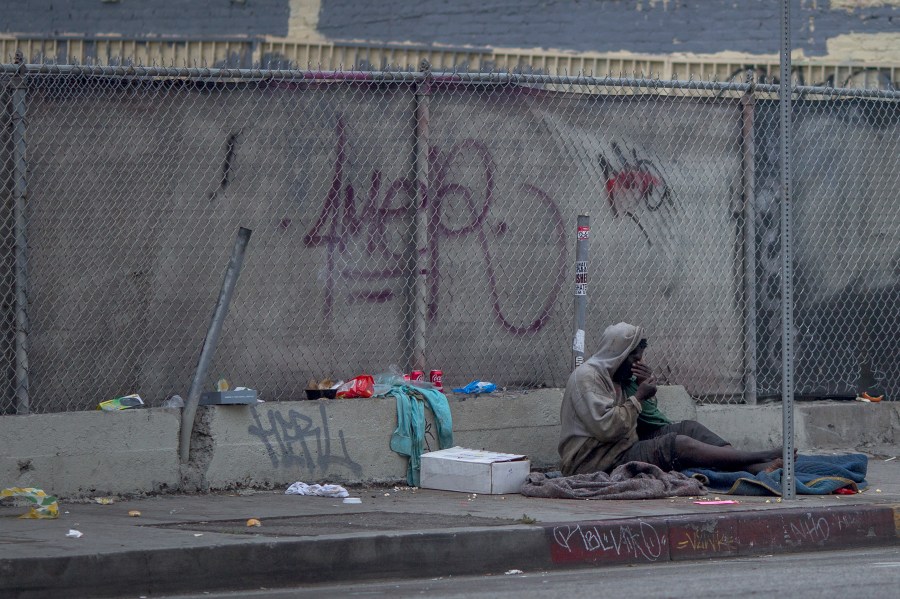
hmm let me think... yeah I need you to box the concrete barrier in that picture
[0,408,181,498]
[698,400,900,453]
[2,386,896,498]
[199,389,564,490]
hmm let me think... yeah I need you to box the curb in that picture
[546,504,898,566]
[3,504,898,598]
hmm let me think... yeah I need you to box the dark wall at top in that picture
[318,0,898,56]
[3,1,897,57]
[1,0,290,38]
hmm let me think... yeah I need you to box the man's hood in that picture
[585,322,645,376]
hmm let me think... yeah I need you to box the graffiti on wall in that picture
[598,141,674,247]
[726,66,896,92]
[247,403,363,476]
[301,117,568,335]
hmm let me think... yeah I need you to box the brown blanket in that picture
[521,461,706,500]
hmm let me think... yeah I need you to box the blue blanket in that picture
[682,453,869,496]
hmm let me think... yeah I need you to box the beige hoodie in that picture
[558,322,645,475]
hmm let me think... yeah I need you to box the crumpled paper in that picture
[1,487,60,519]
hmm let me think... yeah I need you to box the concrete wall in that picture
[201,390,563,489]
[0,407,181,497]
[19,78,749,413]
[697,401,900,454]
[752,99,900,397]
[4,76,896,414]
[3,386,895,498]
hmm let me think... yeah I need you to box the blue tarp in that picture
[683,453,869,496]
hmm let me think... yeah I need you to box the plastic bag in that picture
[452,380,497,394]
[336,375,375,399]
[1,487,59,519]
[374,364,405,390]
[373,365,407,395]
[162,394,184,408]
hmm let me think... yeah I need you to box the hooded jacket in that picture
[558,322,645,475]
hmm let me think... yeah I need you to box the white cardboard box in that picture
[419,446,530,494]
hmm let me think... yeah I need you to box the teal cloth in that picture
[387,385,454,486]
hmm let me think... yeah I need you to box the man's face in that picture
[613,347,645,382]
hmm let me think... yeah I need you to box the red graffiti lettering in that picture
[599,141,673,246]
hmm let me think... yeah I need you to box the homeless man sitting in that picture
[559,322,785,476]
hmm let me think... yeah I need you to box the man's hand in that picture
[635,376,657,401]
[632,362,653,384]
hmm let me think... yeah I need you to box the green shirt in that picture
[623,377,671,431]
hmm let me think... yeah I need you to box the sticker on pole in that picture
[574,261,587,296]
[577,226,590,240]
[573,329,585,353]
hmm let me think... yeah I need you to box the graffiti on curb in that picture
[247,404,363,476]
[675,527,736,552]
[783,512,831,545]
[551,522,666,561]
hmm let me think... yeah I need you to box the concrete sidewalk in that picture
[2,456,898,599]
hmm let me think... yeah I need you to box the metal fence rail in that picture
[1,63,898,413]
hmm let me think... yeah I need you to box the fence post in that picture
[779,0,797,499]
[10,51,29,415]
[741,83,758,406]
[179,227,252,465]
[406,60,431,373]
[572,215,590,370]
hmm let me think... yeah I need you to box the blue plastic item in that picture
[452,380,497,394]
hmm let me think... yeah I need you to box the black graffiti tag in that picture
[247,404,363,476]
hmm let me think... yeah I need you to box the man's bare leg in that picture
[674,435,794,473]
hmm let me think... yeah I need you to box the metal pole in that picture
[10,52,29,415]
[779,0,796,499]
[407,59,431,373]
[741,87,758,406]
[179,227,252,464]
[572,215,590,370]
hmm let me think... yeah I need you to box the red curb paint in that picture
[544,506,895,567]
[728,506,896,555]
[669,516,741,560]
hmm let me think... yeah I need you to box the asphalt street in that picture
[164,546,900,599]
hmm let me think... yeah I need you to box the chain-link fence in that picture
[1,64,897,414]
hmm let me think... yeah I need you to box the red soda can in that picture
[410,370,424,381]
[429,369,443,391]
[403,373,411,381]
